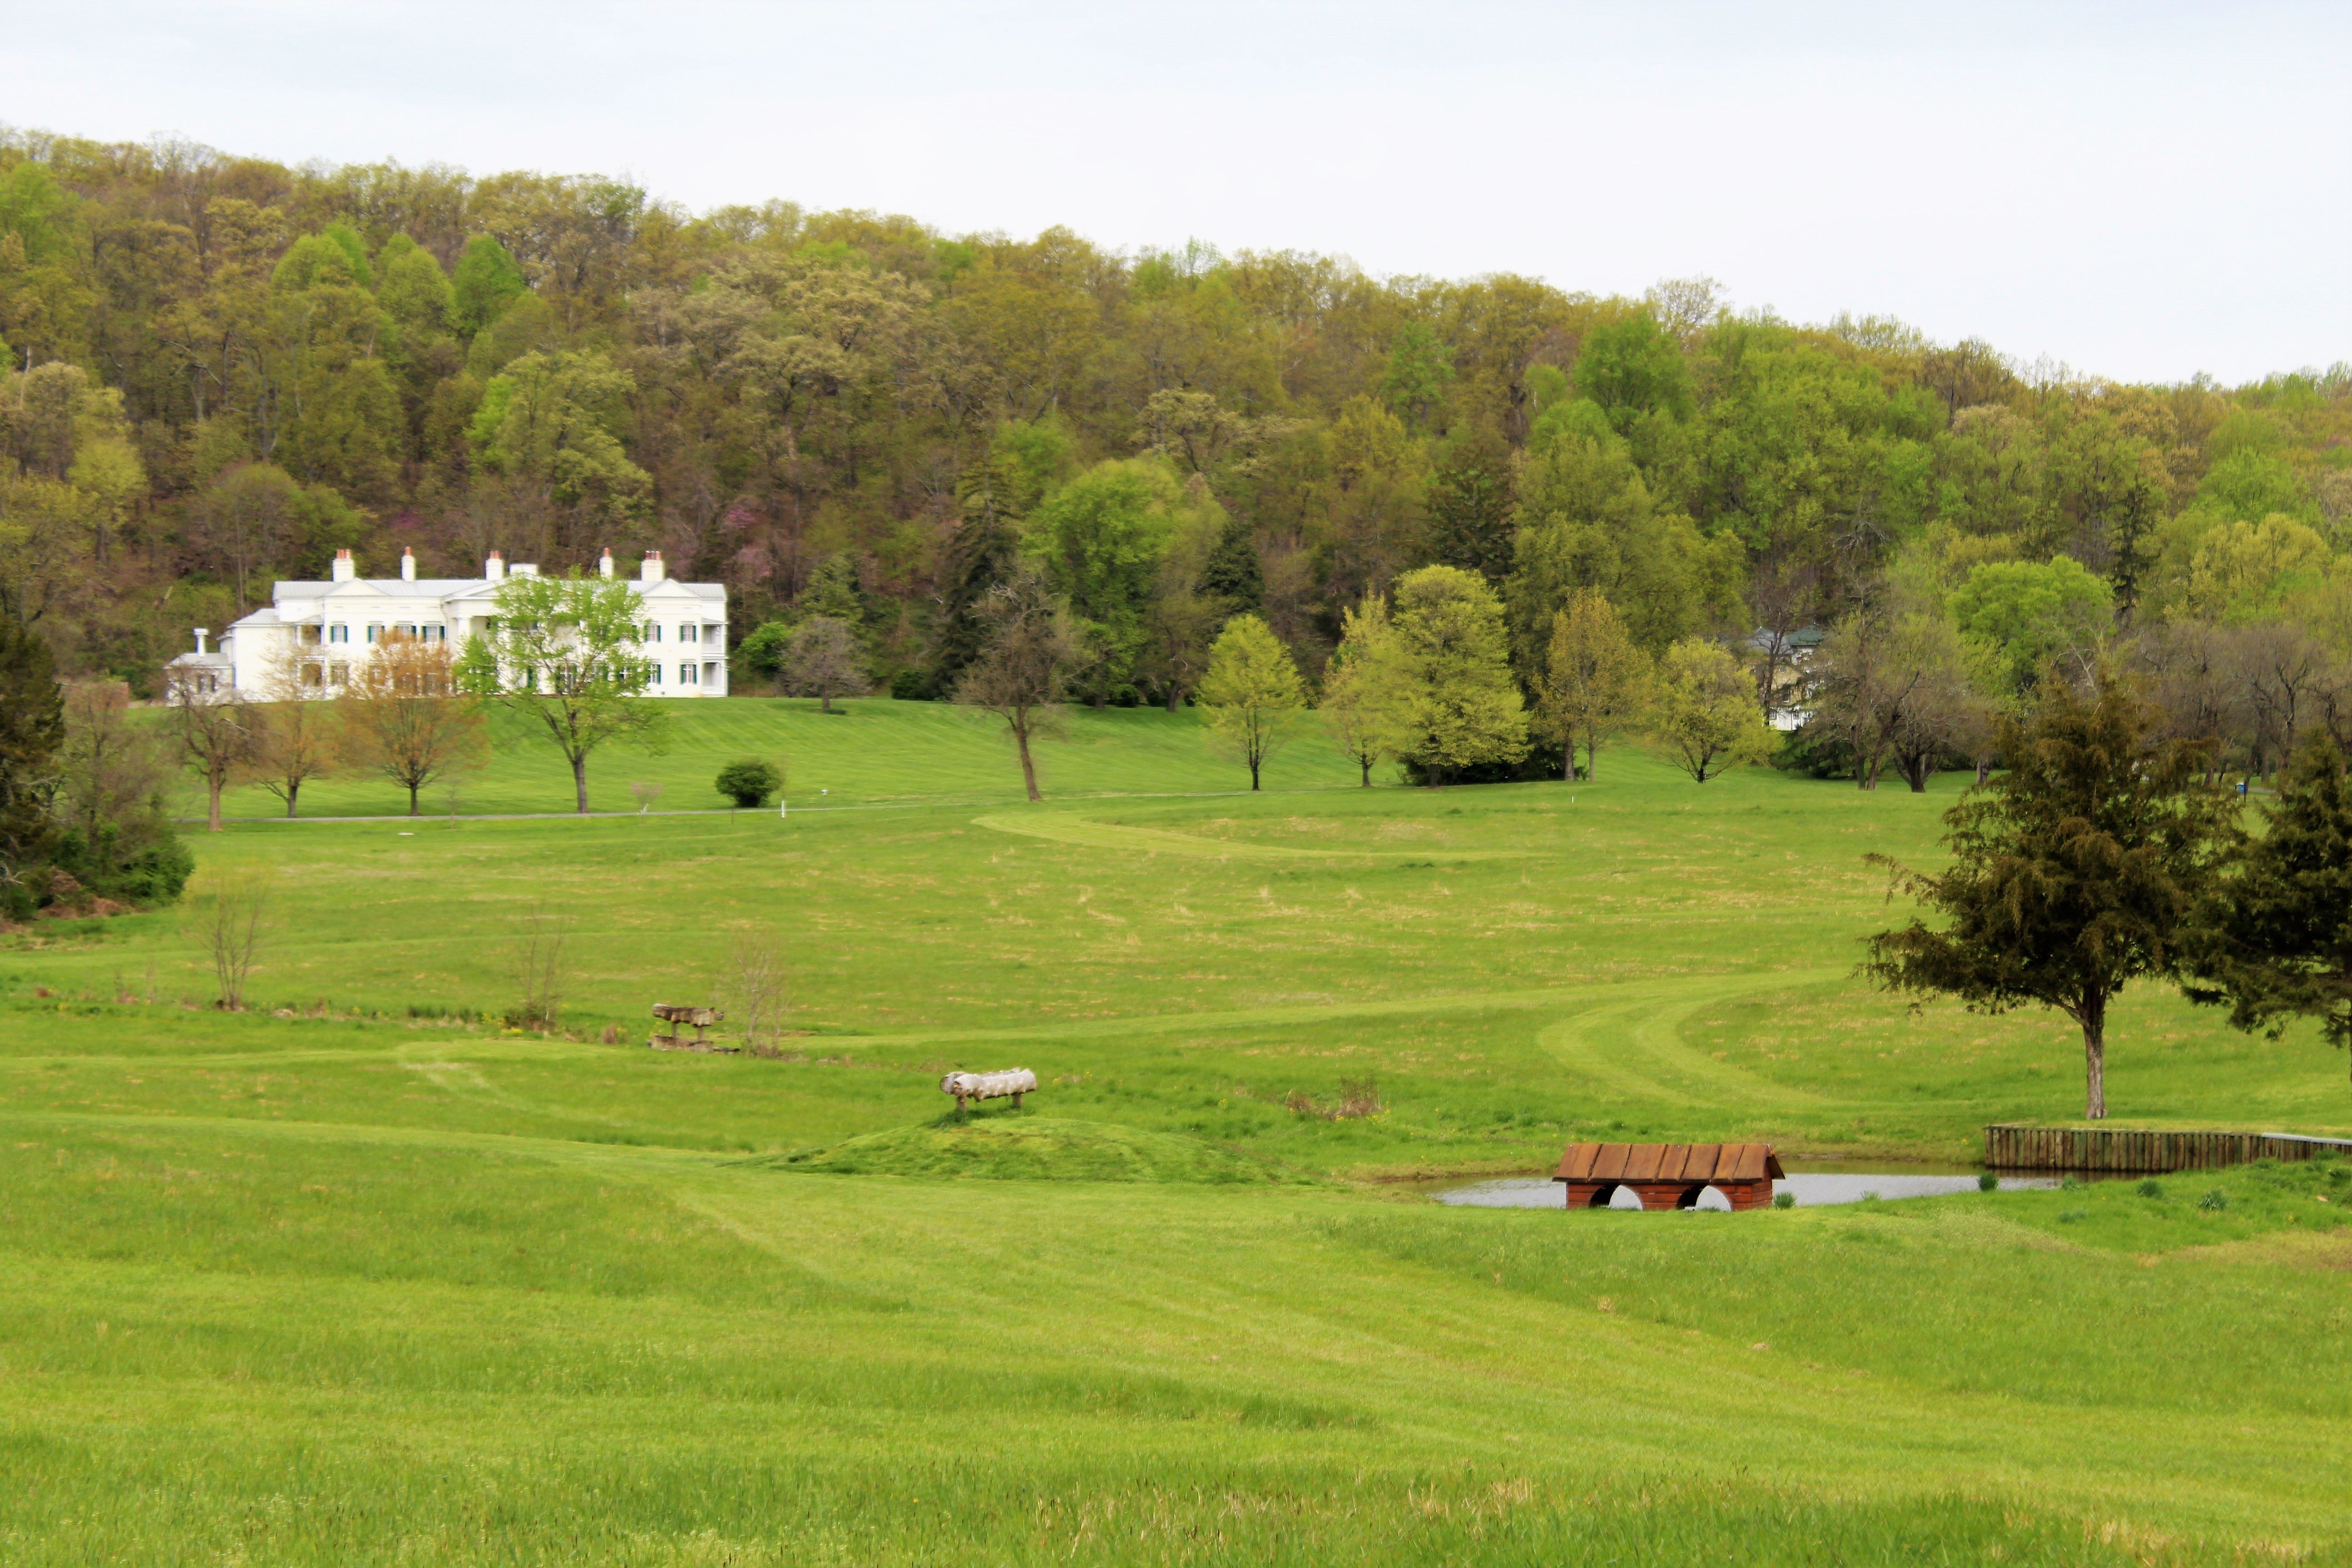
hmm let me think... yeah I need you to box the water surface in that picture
[1433,1170,2060,1210]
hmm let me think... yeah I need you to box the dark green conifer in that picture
[1863,668,2238,1119]
[1424,433,1516,584]
[1196,517,1263,621]
[0,619,63,909]
[2184,735,2352,1079]
[932,460,1023,690]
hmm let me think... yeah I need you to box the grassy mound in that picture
[750,1112,1318,1185]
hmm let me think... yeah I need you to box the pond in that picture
[1431,1163,2062,1210]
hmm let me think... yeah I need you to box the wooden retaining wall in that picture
[1984,1123,2352,1173]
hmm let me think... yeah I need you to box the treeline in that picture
[1,126,2349,774]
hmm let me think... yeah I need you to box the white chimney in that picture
[599,548,615,579]
[485,551,505,583]
[401,547,416,582]
[640,550,665,583]
[193,628,210,654]
[332,549,356,583]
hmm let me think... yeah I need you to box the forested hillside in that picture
[2,125,2347,764]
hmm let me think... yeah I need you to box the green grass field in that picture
[207,695,1369,818]
[8,701,2352,1563]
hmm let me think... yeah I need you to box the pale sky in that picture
[6,1,2348,385]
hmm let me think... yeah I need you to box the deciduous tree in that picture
[954,569,1076,803]
[782,615,870,712]
[340,631,486,815]
[458,571,666,813]
[1382,565,1529,784]
[165,675,260,831]
[252,642,340,817]
[1650,638,1774,783]
[1535,591,1647,781]
[1319,593,1402,787]
[1198,614,1304,790]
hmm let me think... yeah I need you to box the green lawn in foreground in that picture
[5,725,2351,1562]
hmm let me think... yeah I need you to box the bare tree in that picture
[1882,619,1990,793]
[1744,558,1822,717]
[1813,608,1911,789]
[2132,621,2246,780]
[780,615,871,712]
[341,632,488,816]
[509,906,569,1031]
[628,779,666,813]
[954,571,1078,803]
[188,867,272,1010]
[2234,622,2333,781]
[163,672,260,831]
[732,933,789,1056]
[252,643,338,818]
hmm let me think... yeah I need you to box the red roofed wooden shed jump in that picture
[1553,1142,1785,1211]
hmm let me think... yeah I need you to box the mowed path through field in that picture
[9,735,2352,1559]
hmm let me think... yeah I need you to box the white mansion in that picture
[167,548,729,700]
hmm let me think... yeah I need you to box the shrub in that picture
[1771,1190,1795,1210]
[2057,1207,2090,1224]
[2136,1177,2166,1198]
[714,759,782,808]
[53,823,195,908]
[1976,1172,1999,1192]
[889,668,936,701]
[735,619,791,681]
[2197,1187,2230,1211]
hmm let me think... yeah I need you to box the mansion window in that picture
[679,624,699,644]
[678,663,698,685]
[329,624,348,643]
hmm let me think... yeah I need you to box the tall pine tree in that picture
[2184,735,2352,1081]
[1424,433,1516,585]
[933,458,1024,691]
[1196,517,1263,622]
[0,619,64,912]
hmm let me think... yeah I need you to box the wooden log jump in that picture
[1984,1123,2352,1174]
[649,1003,734,1053]
[941,1068,1037,1110]
[1553,1142,1784,1211]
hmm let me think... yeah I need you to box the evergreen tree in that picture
[1864,669,2238,1119]
[1196,517,1263,620]
[2183,735,2352,1080]
[798,553,866,627]
[934,459,1024,690]
[0,617,64,905]
[1424,434,1516,585]
[2105,473,2162,632]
